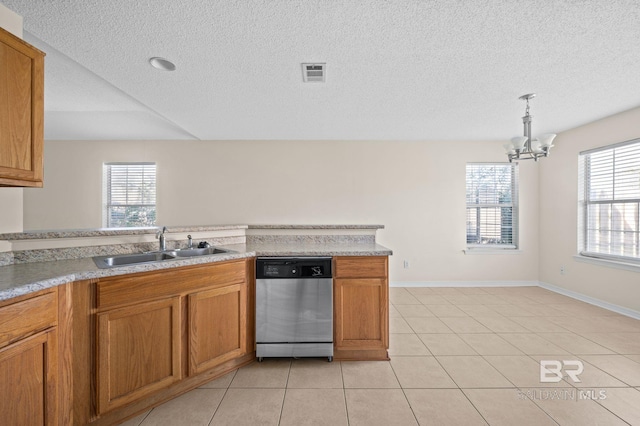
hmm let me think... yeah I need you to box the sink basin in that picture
[93,252,176,268]
[169,247,229,257]
[93,247,233,268]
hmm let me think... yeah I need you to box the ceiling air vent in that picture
[302,63,326,83]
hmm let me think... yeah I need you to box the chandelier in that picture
[504,94,556,162]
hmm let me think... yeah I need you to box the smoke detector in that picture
[302,63,326,82]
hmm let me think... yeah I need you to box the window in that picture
[103,162,157,228]
[578,139,640,263]
[466,163,519,249]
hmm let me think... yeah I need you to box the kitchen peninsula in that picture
[0,224,391,425]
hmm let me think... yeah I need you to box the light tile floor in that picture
[121,286,640,425]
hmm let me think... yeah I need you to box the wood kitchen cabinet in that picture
[76,258,254,424]
[0,288,63,425]
[96,297,182,414]
[333,256,389,360]
[188,282,246,374]
[0,27,45,187]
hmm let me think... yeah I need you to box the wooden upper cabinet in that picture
[0,27,45,187]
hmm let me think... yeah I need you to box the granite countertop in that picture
[245,241,392,257]
[0,224,383,241]
[0,224,248,240]
[247,224,385,230]
[0,242,392,301]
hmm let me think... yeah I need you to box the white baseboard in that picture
[538,281,640,320]
[390,280,640,320]
[390,281,539,288]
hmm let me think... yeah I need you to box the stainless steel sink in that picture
[169,247,229,257]
[93,247,233,269]
[93,252,175,268]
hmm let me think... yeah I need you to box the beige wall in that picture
[0,2,22,37]
[24,139,540,283]
[539,106,640,312]
[0,189,23,233]
[0,3,23,233]
[19,106,640,312]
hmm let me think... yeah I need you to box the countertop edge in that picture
[253,249,393,256]
[247,224,385,230]
[0,224,384,241]
[0,225,249,241]
[0,245,392,301]
[0,274,77,301]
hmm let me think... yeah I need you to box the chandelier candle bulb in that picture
[538,134,557,148]
[503,144,516,154]
[511,136,528,150]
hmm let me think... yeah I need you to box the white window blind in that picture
[466,163,518,248]
[104,162,156,228]
[578,139,640,263]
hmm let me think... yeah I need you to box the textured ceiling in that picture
[4,0,640,141]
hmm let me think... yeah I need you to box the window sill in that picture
[463,249,522,255]
[573,255,640,273]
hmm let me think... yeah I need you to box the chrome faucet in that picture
[156,226,167,251]
[187,234,193,249]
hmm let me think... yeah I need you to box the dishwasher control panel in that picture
[256,257,332,279]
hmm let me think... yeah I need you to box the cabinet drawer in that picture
[98,260,246,309]
[334,256,388,278]
[0,290,57,348]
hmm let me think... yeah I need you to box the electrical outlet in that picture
[560,265,565,275]
[403,260,410,269]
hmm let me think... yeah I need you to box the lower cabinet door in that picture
[188,283,246,375]
[0,328,58,426]
[334,278,388,350]
[97,297,181,414]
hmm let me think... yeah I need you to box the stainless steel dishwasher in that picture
[255,257,333,362]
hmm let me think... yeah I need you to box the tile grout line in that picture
[206,370,236,426]
[387,350,420,425]
[339,361,352,426]
[275,359,292,426]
